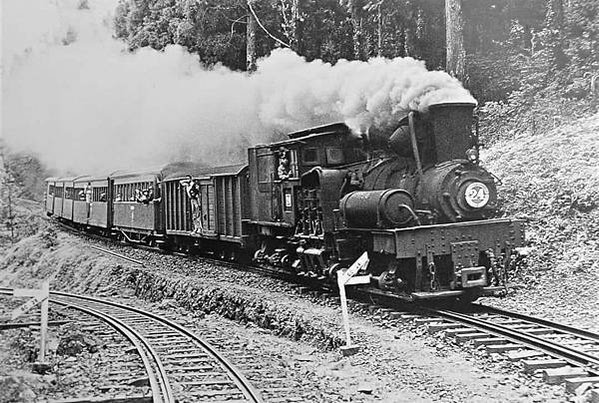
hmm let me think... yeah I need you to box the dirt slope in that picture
[481,112,599,328]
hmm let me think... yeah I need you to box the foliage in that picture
[113,0,598,144]
[473,0,599,145]
[0,144,51,246]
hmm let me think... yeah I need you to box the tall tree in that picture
[350,0,366,60]
[445,0,466,81]
[247,0,257,71]
[376,2,383,56]
[291,0,306,54]
[545,0,566,67]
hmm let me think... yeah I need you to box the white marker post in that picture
[11,281,50,364]
[337,252,370,356]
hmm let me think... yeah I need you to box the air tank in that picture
[340,189,415,228]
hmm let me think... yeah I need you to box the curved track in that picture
[1,287,264,403]
[50,223,599,392]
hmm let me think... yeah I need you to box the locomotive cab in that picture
[247,123,366,231]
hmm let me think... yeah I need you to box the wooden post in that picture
[39,281,49,363]
[337,274,352,346]
[11,282,51,366]
[337,252,370,356]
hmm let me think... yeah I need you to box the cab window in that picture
[257,155,274,183]
[326,147,344,165]
[302,148,319,165]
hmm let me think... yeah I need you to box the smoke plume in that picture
[2,0,475,175]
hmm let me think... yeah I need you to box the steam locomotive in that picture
[45,101,524,302]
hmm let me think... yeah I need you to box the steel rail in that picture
[0,287,170,402]
[51,294,176,403]
[88,245,146,267]
[51,290,264,403]
[425,307,599,375]
[51,297,169,402]
[472,303,599,342]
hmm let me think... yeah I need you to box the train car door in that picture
[199,179,216,235]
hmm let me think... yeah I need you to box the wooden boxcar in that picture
[162,163,249,253]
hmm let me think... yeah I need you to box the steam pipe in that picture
[408,111,423,179]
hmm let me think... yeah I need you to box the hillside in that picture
[481,112,599,327]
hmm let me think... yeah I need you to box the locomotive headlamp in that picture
[463,181,490,208]
[466,148,479,163]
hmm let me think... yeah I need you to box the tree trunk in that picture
[246,1,257,72]
[350,0,365,60]
[445,0,466,81]
[404,26,415,58]
[546,0,566,68]
[291,0,305,54]
[377,4,383,57]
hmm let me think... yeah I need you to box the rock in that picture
[294,354,314,362]
[57,329,100,356]
[357,382,374,394]
[0,376,36,403]
[31,362,52,374]
[157,298,178,310]
[128,377,149,387]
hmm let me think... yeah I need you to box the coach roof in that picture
[163,163,247,180]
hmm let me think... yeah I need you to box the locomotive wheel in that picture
[253,248,265,261]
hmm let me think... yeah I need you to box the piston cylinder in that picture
[340,189,415,228]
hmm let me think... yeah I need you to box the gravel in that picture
[0,298,148,402]
[0,231,575,402]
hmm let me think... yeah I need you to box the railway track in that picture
[406,303,599,392]
[54,225,599,396]
[1,287,264,403]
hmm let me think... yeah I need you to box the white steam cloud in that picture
[2,0,475,175]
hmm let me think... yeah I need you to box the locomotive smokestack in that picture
[426,102,476,162]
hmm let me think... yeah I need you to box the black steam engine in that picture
[46,102,524,302]
[249,102,523,301]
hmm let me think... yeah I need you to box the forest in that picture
[112,0,599,143]
[1,0,598,244]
